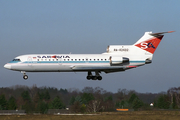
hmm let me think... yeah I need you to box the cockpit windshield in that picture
[12,59,21,62]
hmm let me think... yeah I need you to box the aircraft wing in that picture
[71,65,126,73]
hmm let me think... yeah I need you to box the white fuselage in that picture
[4,47,150,73]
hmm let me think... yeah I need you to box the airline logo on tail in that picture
[135,36,163,54]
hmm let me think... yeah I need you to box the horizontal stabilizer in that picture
[149,31,175,36]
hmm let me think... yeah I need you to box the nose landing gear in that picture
[21,71,28,80]
[86,71,102,80]
[23,75,28,80]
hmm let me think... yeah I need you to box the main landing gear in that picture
[21,71,28,80]
[86,71,102,80]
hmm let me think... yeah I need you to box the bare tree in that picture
[87,100,103,112]
[167,87,180,108]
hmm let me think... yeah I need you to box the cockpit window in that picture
[12,59,21,61]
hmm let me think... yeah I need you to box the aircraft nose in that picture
[4,64,11,69]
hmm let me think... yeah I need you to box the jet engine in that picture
[110,56,129,66]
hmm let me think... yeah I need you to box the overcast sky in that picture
[1,0,180,93]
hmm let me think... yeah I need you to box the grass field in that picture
[0,111,180,120]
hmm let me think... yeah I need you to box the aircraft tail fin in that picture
[134,31,174,54]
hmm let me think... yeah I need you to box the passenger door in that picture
[27,57,32,66]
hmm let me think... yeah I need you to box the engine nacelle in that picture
[110,56,129,66]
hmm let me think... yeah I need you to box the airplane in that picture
[4,31,174,80]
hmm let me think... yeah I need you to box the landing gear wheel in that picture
[23,75,28,80]
[97,76,102,80]
[86,71,102,80]
[87,76,91,80]
[92,76,97,80]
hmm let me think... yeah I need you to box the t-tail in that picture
[134,31,174,54]
[133,31,174,64]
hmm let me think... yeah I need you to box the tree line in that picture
[0,85,180,113]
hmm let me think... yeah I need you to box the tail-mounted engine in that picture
[110,56,129,66]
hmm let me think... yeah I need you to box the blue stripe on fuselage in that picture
[9,61,21,63]
[22,61,145,64]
